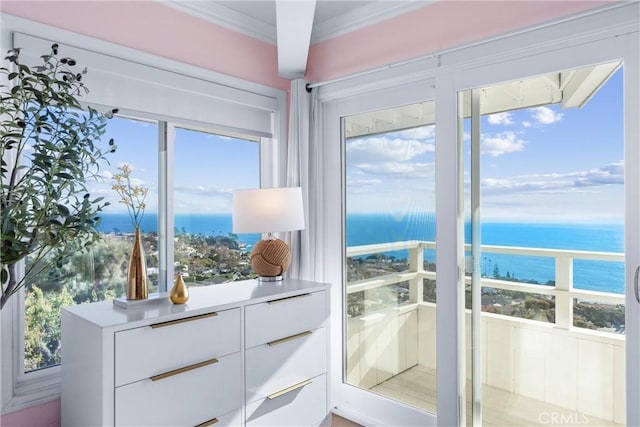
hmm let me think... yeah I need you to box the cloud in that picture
[481,131,525,157]
[100,170,113,180]
[487,112,514,125]
[346,137,434,163]
[574,161,624,187]
[354,161,435,178]
[531,106,563,125]
[482,176,566,193]
[347,178,382,187]
[522,121,532,128]
[174,186,232,197]
[347,178,384,194]
[482,161,623,194]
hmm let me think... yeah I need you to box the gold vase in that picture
[127,226,148,300]
[170,274,189,304]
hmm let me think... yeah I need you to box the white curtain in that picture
[286,80,323,281]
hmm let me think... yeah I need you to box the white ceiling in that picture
[163,0,432,78]
[215,0,415,43]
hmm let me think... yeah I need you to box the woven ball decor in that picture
[250,238,292,277]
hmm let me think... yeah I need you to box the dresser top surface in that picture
[63,278,329,329]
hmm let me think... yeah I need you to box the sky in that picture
[86,63,623,225]
[89,120,259,216]
[346,65,624,224]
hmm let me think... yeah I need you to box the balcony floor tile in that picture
[370,365,622,426]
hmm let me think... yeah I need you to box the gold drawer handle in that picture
[267,293,311,304]
[267,379,313,400]
[150,312,218,329]
[150,358,218,382]
[267,330,312,347]
[195,417,219,427]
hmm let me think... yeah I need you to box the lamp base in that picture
[250,238,292,278]
[258,275,284,283]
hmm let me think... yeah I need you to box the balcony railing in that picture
[346,240,624,330]
[345,241,626,424]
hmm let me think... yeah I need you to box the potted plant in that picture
[0,43,117,309]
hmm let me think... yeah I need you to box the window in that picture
[9,119,275,407]
[24,115,158,372]
[22,118,265,374]
[2,24,285,412]
[173,127,261,285]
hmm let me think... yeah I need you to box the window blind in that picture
[13,32,278,138]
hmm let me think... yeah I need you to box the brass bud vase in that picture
[127,227,148,300]
[170,274,189,304]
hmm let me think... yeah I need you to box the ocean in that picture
[97,213,262,247]
[98,213,624,294]
[347,214,624,294]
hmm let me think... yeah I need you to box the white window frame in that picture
[0,14,287,413]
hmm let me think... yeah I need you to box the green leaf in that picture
[46,218,63,227]
[1,43,117,307]
[0,267,7,285]
[56,204,70,216]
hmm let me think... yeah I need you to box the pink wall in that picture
[0,0,290,91]
[306,0,611,82]
[1,400,59,427]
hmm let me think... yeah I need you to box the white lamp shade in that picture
[232,187,305,234]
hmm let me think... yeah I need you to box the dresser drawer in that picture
[115,308,240,387]
[246,326,326,403]
[200,409,242,427]
[245,291,326,349]
[245,373,327,427]
[115,352,242,426]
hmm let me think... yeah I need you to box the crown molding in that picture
[310,1,436,44]
[161,0,277,45]
[160,1,435,46]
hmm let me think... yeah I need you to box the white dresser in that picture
[61,278,330,427]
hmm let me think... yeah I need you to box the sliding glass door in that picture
[455,39,638,427]
[324,18,638,426]
[344,100,437,411]
[326,82,439,426]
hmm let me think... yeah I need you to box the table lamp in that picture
[232,187,305,282]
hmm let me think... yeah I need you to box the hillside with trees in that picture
[24,231,253,370]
